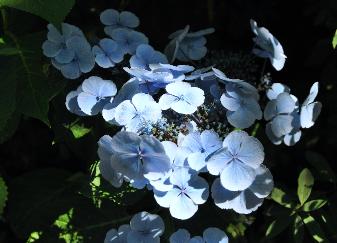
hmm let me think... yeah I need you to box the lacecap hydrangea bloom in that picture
[50,8,323,241]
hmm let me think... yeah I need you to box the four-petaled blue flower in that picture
[110,131,171,183]
[74,76,117,115]
[51,36,95,79]
[130,44,168,69]
[100,9,140,34]
[92,38,125,68]
[153,167,209,220]
[180,130,222,172]
[159,82,205,114]
[114,93,162,132]
[211,165,273,214]
[250,19,286,71]
[207,130,264,191]
[107,28,149,55]
[42,23,84,63]
[128,211,165,243]
[165,25,215,63]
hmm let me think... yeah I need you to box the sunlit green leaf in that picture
[303,199,327,212]
[26,231,43,243]
[303,215,329,243]
[66,123,92,139]
[298,168,314,205]
[270,187,296,208]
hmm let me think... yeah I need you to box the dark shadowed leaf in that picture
[270,187,297,208]
[305,151,336,184]
[293,215,304,243]
[266,213,293,238]
[303,199,327,212]
[303,215,329,243]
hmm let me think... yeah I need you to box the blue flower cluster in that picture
[42,23,95,79]
[170,228,228,243]
[104,211,164,243]
[43,8,323,242]
[264,82,322,146]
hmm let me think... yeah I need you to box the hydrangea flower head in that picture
[159,82,205,114]
[207,131,264,191]
[92,38,125,68]
[130,44,168,69]
[211,165,273,214]
[153,167,209,220]
[128,211,165,243]
[107,28,149,55]
[76,76,117,115]
[104,225,131,243]
[51,36,95,79]
[114,93,162,132]
[250,19,286,71]
[100,9,140,34]
[110,131,171,182]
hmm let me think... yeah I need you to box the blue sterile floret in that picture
[104,211,164,243]
[114,93,162,132]
[159,81,205,115]
[264,82,321,146]
[211,165,273,214]
[250,19,286,71]
[43,23,95,79]
[124,64,194,94]
[100,9,140,34]
[130,44,168,69]
[207,130,265,191]
[65,76,117,116]
[180,130,222,172]
[170,227,229,243]
[153,167,209,220]
[92,38,125,68]
[107,28,149,55]
[165,25,215,63]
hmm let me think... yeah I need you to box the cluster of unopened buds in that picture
[42,8,322,243]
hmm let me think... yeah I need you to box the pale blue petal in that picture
[266,83,291,100]
[220,161,256,191]
[169,229,191,243]
[249,165,273,198]
[211,178,240,210]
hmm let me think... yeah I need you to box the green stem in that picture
[251,122,260,137]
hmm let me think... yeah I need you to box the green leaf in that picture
[303,199,327,212]
[266,213,293,238]
[303,215,329,243]
[0,31,66,134]
[297,168,314,205]
[65,123,92,139]
[332,29,337,49]
[270,187,297,208]
[293,215,304,243]
[0,47,20,55]
[0,0,75,26]
[306,151,336,184]
[0,176,8,215]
